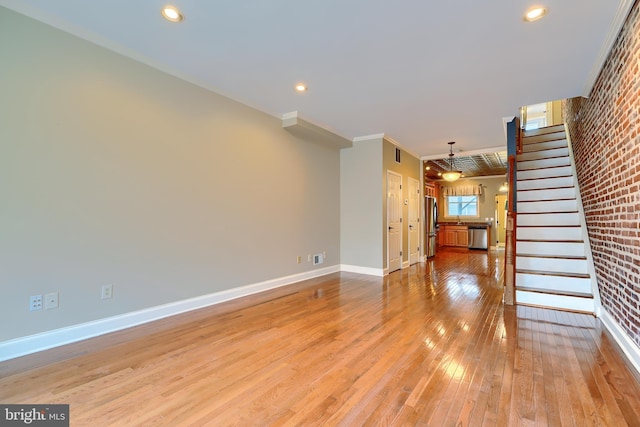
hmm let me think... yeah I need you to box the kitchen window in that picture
[445,195,479,217]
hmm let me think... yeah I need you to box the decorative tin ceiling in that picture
[424,151,507,181]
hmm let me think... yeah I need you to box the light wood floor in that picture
[2,248,640,426]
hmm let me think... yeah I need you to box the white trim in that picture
[582,0,635,96]
[381,136,421,160]
[0,265,339,362]
[401,260,410,269]
[383,267,390,276]
[340,264,385,277]
[502,116,514,143]
[353,133,385,143]
[0,0,281,123]
[351,134,420,160]
[600,309,640,377]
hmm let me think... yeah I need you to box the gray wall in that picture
[340,139,383,269]
[0,7,340,341]
[382,139,421,267]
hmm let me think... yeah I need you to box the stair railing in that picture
[504,116,520,305]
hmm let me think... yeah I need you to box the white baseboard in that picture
[401,260,410,269]
[0,265,340,362]
[340,264,385,277]
[600,308,640,377]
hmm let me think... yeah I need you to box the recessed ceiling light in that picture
[425,166,431,170]
[295,83,307,92]
[524,6,547,22]
[162,5,184,22]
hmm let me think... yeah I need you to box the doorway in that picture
[495,194,507,247]
[408,177,420,265]
[387,171,402,273]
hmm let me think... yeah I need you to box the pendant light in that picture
[442,141,462,182]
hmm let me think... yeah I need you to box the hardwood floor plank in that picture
[2,248,640,426]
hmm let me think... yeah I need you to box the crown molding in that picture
[351,134,420,159]
[582,0,635,97]
[282,111,352,149]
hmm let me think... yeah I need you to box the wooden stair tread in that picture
[522,137,567,145]
[516,253,587,260]
[518,186,575,191]
[517,154,570,161]
[516,286,593,299]
[517,225,581,228]
[517,211,579,215]
[517,165,571,172]
[523,125,565,137]
[517,239,583,243]
[516,269,590,279]
[518,198,577,202]
[517,175,573,182]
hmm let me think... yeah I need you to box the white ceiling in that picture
[0,0,630,158]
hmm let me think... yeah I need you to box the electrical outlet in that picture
[101,284,113,299]
[323,251,327,259]
[45,292,59,310]
[307,254,312,262]
[296,256,301,264]
[30,295,43,311]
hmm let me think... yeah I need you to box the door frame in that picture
[495,194,508,247]
[386,170,403,274]
[408,177,420,266]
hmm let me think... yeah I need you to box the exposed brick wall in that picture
[563,1,640,347]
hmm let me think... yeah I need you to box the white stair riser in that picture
[516,290,595,313]
[517,166,573,181]
[517,227,582,241]
[518,212,579,226]
[518,157,571,170]
[518,147,569,162]
[516,273,591,294]
[517,241,585,256]
[516,257,589,275]
[518,199,578,213]
[517,187,575,201]
[522,139,568,153]
[523,128,566,140]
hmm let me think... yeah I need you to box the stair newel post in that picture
[504,117,520,305]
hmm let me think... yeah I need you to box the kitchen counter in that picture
[437,222,491,228]
[437,222,492,250]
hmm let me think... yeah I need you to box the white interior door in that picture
[495,194,507,247]
[408,177,420,265]
[387,171,402,273]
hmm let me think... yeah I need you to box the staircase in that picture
[514,124,599,314]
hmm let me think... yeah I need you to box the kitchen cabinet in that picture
[439,225,468,247]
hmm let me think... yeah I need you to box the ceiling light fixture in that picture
[499,182,509,192]
[524,6,547,22]
[162,5,184,22]
[295,83,307,92]
[442,141,462,182]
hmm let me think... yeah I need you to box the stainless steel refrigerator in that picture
[425,197,437,257]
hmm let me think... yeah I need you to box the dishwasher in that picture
[468,226,488,250]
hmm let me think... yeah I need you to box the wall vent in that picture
[313,254,324,265]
